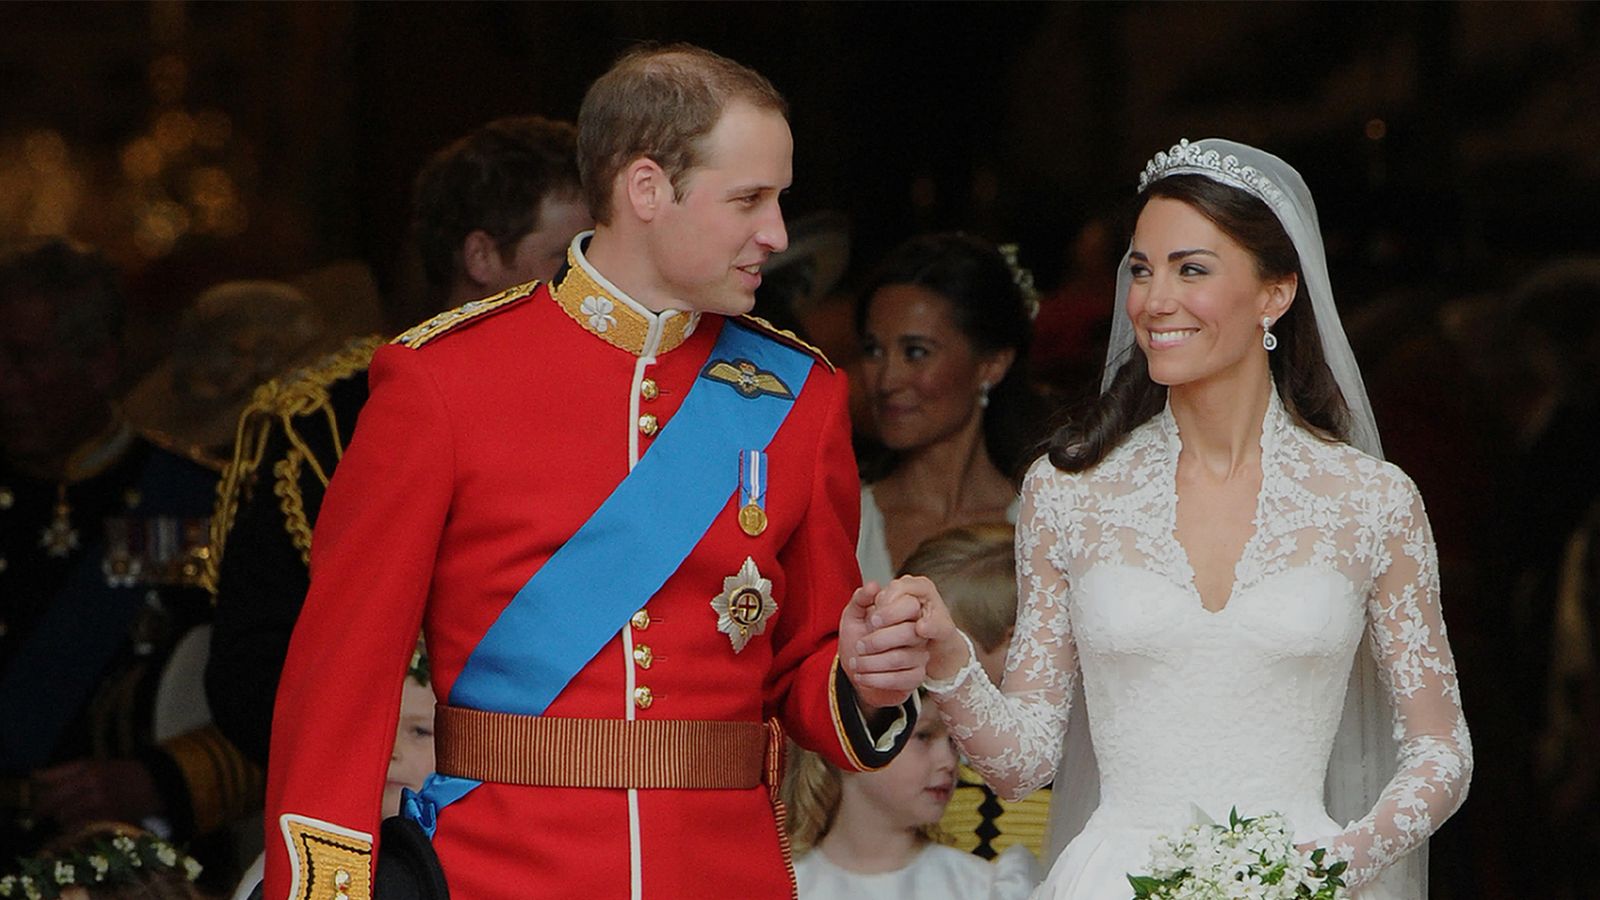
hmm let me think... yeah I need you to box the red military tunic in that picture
[263,240,902,900]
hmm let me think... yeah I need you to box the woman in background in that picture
[855,233,1041,586]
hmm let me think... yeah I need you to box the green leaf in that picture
[1127,874,1163,897]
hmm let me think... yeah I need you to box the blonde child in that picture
[783,695,1036,899]
[899,523,1054,862]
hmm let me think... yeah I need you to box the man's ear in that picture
[622,157,671,223]
[460,230,502,288]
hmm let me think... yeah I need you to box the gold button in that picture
[633,686,654,710]
[638,413,658,436]
[632,644,653,669]
[631,609,650,630]
[640,379,659,401]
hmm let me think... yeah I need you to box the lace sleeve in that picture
[929,460,1080,801]
[1326,472,1472,886]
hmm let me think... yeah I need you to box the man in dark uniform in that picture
[205,116,593,768]
[0,239,253,868]
[261,45,930,900]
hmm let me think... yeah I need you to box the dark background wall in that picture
[3,3,1597,896]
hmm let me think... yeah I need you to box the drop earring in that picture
[978,382,991,409]
[1261,316,1278,352]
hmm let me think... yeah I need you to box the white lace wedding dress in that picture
[929,395,1471,899]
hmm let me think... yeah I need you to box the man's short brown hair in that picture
[577,43,788,224]
[411,116,580,296]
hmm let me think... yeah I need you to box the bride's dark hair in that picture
[1045,174,1353,473]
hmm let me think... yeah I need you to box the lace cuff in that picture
[922,630,981,695]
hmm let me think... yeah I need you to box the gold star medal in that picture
[737,449,768,537]
[711,556,777,653]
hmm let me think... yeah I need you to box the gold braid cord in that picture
[204,336,384,594]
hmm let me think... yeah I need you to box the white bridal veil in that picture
[1049,138,1422,898]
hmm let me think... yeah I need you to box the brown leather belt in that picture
[434,705,780,791]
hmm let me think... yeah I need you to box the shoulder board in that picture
[391,281,539,350]
[736,314,835,372]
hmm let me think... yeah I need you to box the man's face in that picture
[0,296,116,471]
[496,193,593,288]
[646,101,792,316]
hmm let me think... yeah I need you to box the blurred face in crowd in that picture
[861,284,1010,453]
[382,678,437,818]
[0,295,117,475]
[496,192,593,288]
[1126,197,1293,390]
[840,702,958,830]
[643,101,791,316]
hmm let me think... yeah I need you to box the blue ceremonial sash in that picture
[404,320,813,835]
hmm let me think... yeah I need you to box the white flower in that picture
[89,855,110,879]
[155,843,178,867]
[183,856,204,881]
[580,295,617,333]
[0,874,16,897]
[52,862,73,885]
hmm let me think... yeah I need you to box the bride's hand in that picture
[877,574,970,682]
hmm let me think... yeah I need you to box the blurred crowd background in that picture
[2,3,1597,897]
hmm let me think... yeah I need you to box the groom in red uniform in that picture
[263,44,928,900]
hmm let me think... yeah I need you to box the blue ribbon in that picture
[404,320,812,837]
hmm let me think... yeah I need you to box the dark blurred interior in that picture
[3,2,1596,894]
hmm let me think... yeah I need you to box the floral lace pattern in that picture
[930,394,1471,889]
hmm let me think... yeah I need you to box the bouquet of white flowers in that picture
[1127,808,1348,900]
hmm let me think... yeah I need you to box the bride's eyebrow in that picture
[1168,249,1219,261]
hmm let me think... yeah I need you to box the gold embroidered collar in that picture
[549,233,700,357]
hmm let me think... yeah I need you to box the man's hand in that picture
[838,580,930,710]
[32,758,165,831]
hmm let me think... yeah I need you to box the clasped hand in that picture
[837,574,969,709]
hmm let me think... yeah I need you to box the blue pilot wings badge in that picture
[701,359,794,400]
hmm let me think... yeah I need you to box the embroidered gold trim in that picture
[549,247,695,356]
[205,336,383,594]
[738,314,835,372]
[392,283,536,349]
[828,655,875,772]
[281,814,372,900]
[702,360,794,400]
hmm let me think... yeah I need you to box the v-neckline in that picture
[1159,398,1277,616]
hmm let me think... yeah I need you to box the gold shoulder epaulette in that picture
[204,334,384,595]
[392,281,539,350]
[271,335,384,419]
[737,314,835,372]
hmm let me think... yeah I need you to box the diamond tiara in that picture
[1137,139,1285,207]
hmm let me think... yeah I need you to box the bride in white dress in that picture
[877,139,1471,899]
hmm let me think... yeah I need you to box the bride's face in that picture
[1125,197,1294,389]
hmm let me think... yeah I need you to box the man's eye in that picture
[905,345,930,361]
